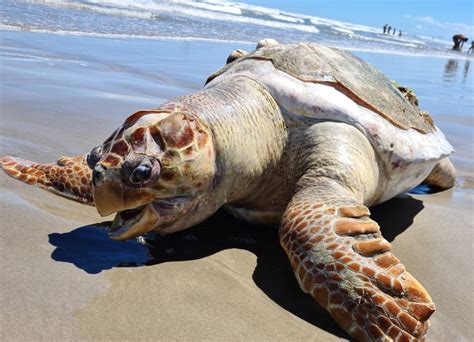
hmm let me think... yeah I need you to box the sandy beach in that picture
[1,30,473,341]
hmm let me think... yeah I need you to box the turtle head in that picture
[88,107,217,240]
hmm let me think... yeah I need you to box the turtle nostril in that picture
[92,164,106,186]
[87,146,102,169]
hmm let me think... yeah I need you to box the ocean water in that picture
[356,51,473,181]
[1,0,473,59]
[1,2,473,187]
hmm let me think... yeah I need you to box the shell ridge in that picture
[209,43,436,134]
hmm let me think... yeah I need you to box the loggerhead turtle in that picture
[1,40,456,341]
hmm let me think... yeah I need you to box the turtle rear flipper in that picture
[423,157,456,189]
[1,155,93,205]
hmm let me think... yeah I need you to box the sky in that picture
[244,0,474,40]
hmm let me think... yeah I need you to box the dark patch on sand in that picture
[49,194,425,339]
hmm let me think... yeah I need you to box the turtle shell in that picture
[207,43,434,133]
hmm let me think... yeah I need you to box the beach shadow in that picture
[48,194,424,339]
[48,224,150,274]
[371,194,424,242]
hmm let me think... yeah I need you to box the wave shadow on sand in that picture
[48,195,424,338]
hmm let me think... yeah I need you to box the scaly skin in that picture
[280,179,434,341]
[0,41,456,341]
[0,155,93,204]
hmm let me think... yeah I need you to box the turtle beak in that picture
[108,203,160,240]
[92,164,156,216]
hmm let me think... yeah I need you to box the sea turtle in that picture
[0,40,455,341]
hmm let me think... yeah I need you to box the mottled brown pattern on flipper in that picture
[207,43,434,133]
[339,205,370,218]
[280,177,434,341]
[334,218,380,235]
[353,239,391,256]
[0,155,93,204]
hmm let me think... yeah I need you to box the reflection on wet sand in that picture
[444,58,471,83]
[463,60,470,82]
[444,59,458,81]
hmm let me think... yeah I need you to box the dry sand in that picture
[1,32,473,341]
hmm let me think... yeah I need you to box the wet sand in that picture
[1,31,473,341]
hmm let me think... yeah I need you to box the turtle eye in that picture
[87,146,102,169]
[126,157,161,186]
[130,164,152,184]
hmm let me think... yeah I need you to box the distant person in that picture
[387,26,392,35]
[468,41,474,54]
[452,34,468,51]
[399,30,402,37]
[383,24,388,34]
[393,28,396,36]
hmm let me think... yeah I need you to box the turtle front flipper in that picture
[1,155,93,205]
[280,177,434,341]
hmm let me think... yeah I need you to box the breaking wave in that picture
[1,0,469,58]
